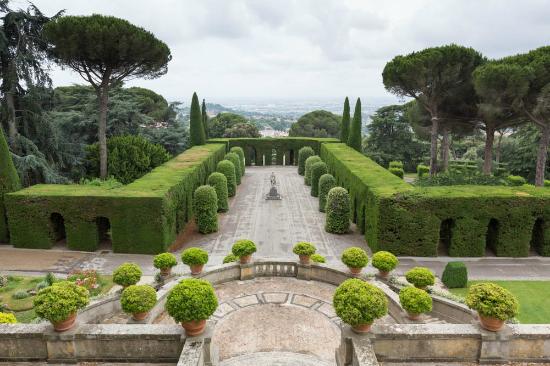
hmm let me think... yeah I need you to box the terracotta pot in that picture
[414,285,428,291]
[190,264,204,275]
[407,312,421,321]
[479,315,505,332]
[298,255,311,265]
[351,322,372,334]
[52,313,77,332]
[181,319,207,336]
[132,311,149,321]
[378,270,390,279]
[348,267,363,276]
[160,267,172,277]
[240,255,252,264]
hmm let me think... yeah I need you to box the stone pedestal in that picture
[239,262,255,280]
[479,325,511,364]
[297,262,312,280]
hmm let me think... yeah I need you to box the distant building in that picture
[259,126,288,137]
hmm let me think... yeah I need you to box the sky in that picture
[22,0,550,103]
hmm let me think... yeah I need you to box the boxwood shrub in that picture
[405,267,435,288]
[341,247,369,268]
[371,251,399,273]
[399,286,433,314]
[121,285,157,314]
[311,253,326,263]
[389,161,403,169]
[325,187,351,234]
[417,164,429,178]
[181,247,209,266]
[153,253,177,270]
[389,167,404,179]
[224,152,242,185]
[231,239,257,257]
[333,278,388,326]
[292,241,316,256]
[304,155,322,186]
[113,263,142,287]
[310,161,328,197]
[441,261,468,288]
[506,175,526,186]
[165,278,218,323]
[0,312,17,323]
[318,173,336,212]
[207,172,229,212]
[223,253,238,264]
[193,185,218,234]
[465,283,518,320]
[217,160,237,197]
[229,146,245,176]
[33,281,90,322]
[298,146,315,175]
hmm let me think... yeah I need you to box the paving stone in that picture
[233,294,259,307]
[291,294,320,308]
[214,302,237,318]
[263,292,289,304]
[316,303,337,318]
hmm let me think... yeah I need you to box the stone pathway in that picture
[220,351,333,366]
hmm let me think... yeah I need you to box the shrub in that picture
[223,254,238,264]
[113,263,142,287]
[193,185,218,234]
[207,172,229,212]
[311,254,326,263]
[441,262,468,288]
[121,285,157,314]
[372,251,399,273]
[465,283,518,320]
[0,275,7,288]
[318,173,336,212]
[545,179,550,187]
[333,278,388,326]
[181,247,209,266]
[399,286,433,314]
[217,159,237,197]
[153,253,177,270]
[165,278,218,323]
[325,187,351,234]
[304,155,322,186]
[417,164,429,178]
[341,247,369,268]
[36,281,49,291]
[230,146,245,176]
[45,273,57,286]
[298,146,315,175]
[225,152,242,185]
[506,175,526,186]
[292,242,316,256]
[389,167,404,179]
[0,312,17,323]
[389,161,404,169]
[33,281,89,322]
[405,267,435,288]
[310,161,328,197]
[231,239,257,257]
[12,290,29,300]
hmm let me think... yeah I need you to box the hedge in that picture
[304,155,322,186]
[207,172,229,212]
[441,261,468,288]
[310,161,328,197]
[318,173,336,212]
[325,187,351,234]
[0,126,21,242]
[193,185,218,234]
[230,146,245,176]
[216,160,237,197]
[298,146,315,175]
[225,152,242,185]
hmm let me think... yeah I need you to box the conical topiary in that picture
[340,97,350,143]
[190,93,206,146]
[348,98,362,152]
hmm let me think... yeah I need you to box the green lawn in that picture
[450,280,550,324]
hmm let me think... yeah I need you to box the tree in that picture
[348,98,362,151]
[201,99,209,139]
[383,45,484,175]
[223,123,260,138]
[340,97,351,142]
[189,92,205,146]
[0,125,21,241]
[289,110,340,138]
[44,15,171,179]
[208,112,252,138]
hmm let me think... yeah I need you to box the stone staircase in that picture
[219,352,334,366]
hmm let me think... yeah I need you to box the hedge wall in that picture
[5,144,226,254]
[0,127,21,242]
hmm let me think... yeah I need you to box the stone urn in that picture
[479,315,505,332]
[181,319,207,336]
[52,313,77,332]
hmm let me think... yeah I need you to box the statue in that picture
[265,172,282,200]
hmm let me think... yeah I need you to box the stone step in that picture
[220,351,334,366]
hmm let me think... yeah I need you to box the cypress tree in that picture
[190,92,206,146]
[0,126,21,242]
[201,99,209,139]
[348,98,362,151]
[340,97,351,143]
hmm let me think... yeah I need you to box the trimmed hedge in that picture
[389,167,404,179]
[304,155,322,186]
[441,261,468,288]
[389,161,403,169]
[230,146,246,176]
[298,146,315,175]
[217,160,237,197]
[193,185,218,234]
[507,175,526,186]
[0,126,21,242]
[310,161,328,197]
[318,173,336,212]
[225,152,242,185]
[207,172,229,212]
[325,187,351,234]
[417,164,429,178]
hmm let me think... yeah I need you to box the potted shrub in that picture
[399,286,433,320]
[333,278,388,333]
[405,267,435,290]
[113,263,142,288]
[372,251,399,278]
[165,278,218,336]
[33,281,89,332]
[311,254,326,263]
[0,312,17,323]
[341,247,369,275]
[181,248,209,275]
[121,285,157,321]
[231,239,257,264]
[292,242,316,264]
[465,283,518,332]
[153,253,178,277]
[223,253,238,264]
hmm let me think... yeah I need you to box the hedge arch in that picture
[96,216,112,246]
[439,218,454,256]
[50,213,66,242]
[485,218,499,255]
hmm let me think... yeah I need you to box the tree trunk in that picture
[97,85,110,180]
[441,125,450,172]
[429,116,439,176]
[535,124,550,187]
[483,122,496,175]
[495,131,503,165]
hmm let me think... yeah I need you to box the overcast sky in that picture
[25,0,550,103]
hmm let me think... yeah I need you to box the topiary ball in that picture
[181,247,209,266]
[310,161,328,197]
[165,278,218,323]
[217,160,237,197]
[399,286,433,314]
[223,254,238,264]
[311,253,326,263]
[231,239,257,257]
[153,253,177,270]
[405,267,435,289]
[389,161,404,169]
[325,187,351,234]
[292,241,316,256]
[333,278,388,326]
[389,167,404,179]
[121,285,157,314]
[417,164,429,178]
[113,263,142,287]
[318,173,336,212]
[225,152,242,185]
[207,172,229,212]
[33,281,90,323]
[193,185,218,234]
[465,283,518,321]
[506,175,526,186]
[304,155,322,186]
[341,247,369,268]
[441,261,468,288]
[230,146,246,176]
[298,146,315,175]
[372,251,399,273]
